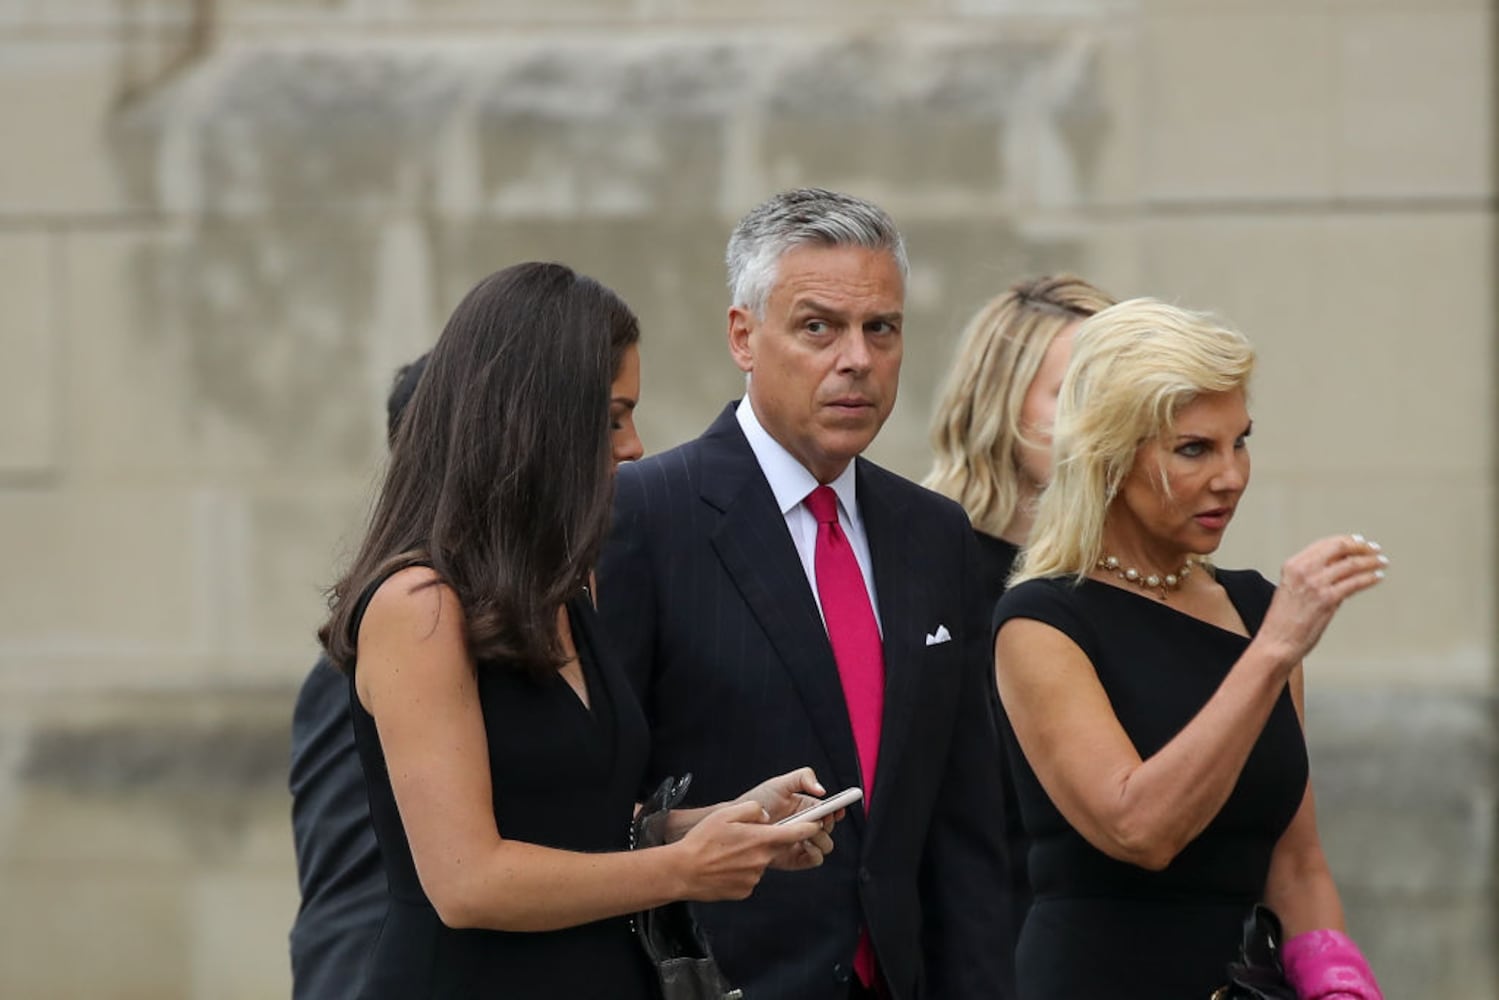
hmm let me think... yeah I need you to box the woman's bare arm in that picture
[1263,667,1346,935]
[357,566,819,931]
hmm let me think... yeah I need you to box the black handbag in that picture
[630,774,744,1000]
[1211,904,1298,1000]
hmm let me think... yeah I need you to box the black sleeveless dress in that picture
[348,583,658,1000]
[992,569,1308,999]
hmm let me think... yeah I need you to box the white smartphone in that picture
[775,786,863,826]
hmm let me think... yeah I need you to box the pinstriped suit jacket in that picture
[597,403,1014,1000]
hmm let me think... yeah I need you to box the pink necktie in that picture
[804,485,884,990]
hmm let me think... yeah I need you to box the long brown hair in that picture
[319,262,640,677]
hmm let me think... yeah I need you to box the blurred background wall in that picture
[0,0,1493,996]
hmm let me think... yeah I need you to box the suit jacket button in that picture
[833,962,849,983]
[859,866,872,884]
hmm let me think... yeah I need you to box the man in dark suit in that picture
[597,189,1012,999]
[288,355,428,1000]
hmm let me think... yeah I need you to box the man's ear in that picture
[727,305,755,374]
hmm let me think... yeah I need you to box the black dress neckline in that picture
[558,593,605,721]
[1075,572,1254,641]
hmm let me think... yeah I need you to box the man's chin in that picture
[816,430,880,464]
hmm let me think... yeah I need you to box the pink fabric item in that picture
[1280,929,1384,1000]
[805,485,885,988]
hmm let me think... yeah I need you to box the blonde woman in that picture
[994,299,1385,997]
[924,273,1114,951]
[926,274,1116,599]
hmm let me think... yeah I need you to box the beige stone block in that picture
[747,31,1137,214]
[1340,891,1499,1000]
[240,487,369,670]
[232,791,304,869]
[0,0,201,27]
[0,233,57,474]
[1145,0,1489,9]
[206,0,360,33]
[1307,214,1491,474]
[648,0,933,17]
[0,864,190,999]
[1284,477,1491,686]
[1076,30,1144,210]
[952,0,1132,12]
[1336,9,1493,198]
[477,113,725,219]
[401,0,641,19]
[2,788,187,868]
[218,0,641,24]
[2,782,291,870]
[433,217,740,456]
[0,488,208,661]
[62,228,388,480]
[1139,213,1491,477]
[1329,0,1492,9]
[1067,220,1145,306]
[60,231,194,478]
[190,870,297,1000]
[0,43,137,214]
[1142,12,1335,200]
[757,117,1005,214]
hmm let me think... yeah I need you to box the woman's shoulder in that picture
[994,575,1091,632]
[359,565,466,651]
[993,575,1104,666]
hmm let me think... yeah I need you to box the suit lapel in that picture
[856,460,922,812]
[698,407,866,802]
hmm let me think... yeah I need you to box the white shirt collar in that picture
[736,396,859,519]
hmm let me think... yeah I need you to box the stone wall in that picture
[0,0,1492,996]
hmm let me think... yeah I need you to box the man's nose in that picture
[838,332,874,374]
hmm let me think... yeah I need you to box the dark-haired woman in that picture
[320,263,833,1000]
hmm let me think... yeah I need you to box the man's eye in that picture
[806,320,828,334]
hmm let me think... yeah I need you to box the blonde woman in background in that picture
[993,299,1385,998]
[926,274,1116,600]
[924,273,1115,956]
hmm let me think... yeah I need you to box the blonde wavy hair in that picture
[924,274,1116,537]
[1010,298,1256,587]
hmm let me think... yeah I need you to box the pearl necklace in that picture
[1096,554,1195,601]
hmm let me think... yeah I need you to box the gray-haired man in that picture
[598,189,1013,999]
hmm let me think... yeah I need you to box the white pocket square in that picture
[924,624,952,646]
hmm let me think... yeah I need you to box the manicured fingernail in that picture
[1374,570,1386,580]
[1377,555,1390,566]
[1352,533,1366,544]
[1369,541,1382,552]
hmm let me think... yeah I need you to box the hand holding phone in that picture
[774,786,862,826]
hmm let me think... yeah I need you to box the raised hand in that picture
[1256,534,1388,668]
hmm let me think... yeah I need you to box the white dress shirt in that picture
[736,397,883,633]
